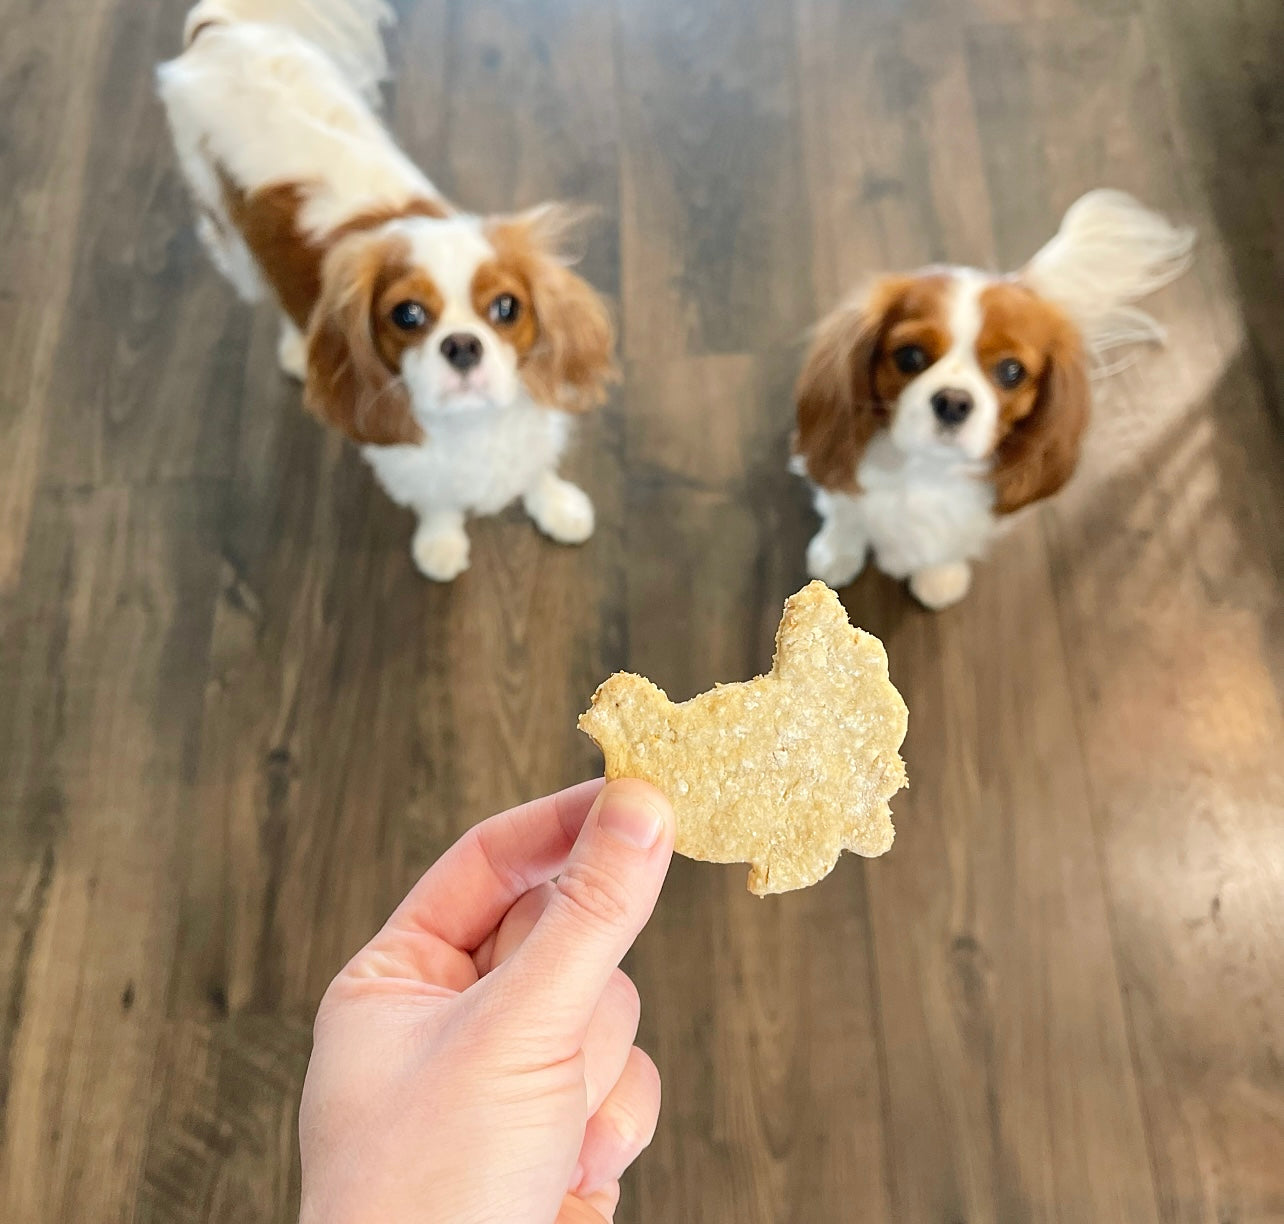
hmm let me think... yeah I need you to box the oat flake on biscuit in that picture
[578,581,909,895]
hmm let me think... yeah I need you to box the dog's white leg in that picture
[807,526,869,588]
[277,319,307,382]
[523,471,595,545]
[909,561,972,610]
[807,527,870,588]
[412,510,471,582]
[806,492,868,588]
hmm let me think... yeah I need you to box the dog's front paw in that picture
[412,523,471,582]
[806,532,867,589]
[525,478,595,545]
[909,561,972,610]
[277,325,307,382]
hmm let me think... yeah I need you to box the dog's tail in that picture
[181,0,394,103]
[1021,190,1195,370]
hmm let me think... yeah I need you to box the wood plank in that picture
[794,5,995,310]
[968,15,1178,262]
[408,0,625,833]
[0,485,221,1223]
[398,0,623,839]
[1054,344,1284,1224]
[0,0,130,587]
[1140,0,1284,423]
[136,1017,310,1224]
[167,412,441,1016]
[853,549,1161,1224]
[36,0,248,492]
[615,0,814,360]
[965,0,1137,25]
[383,0,450,171]
[426,0,620,276]
[971,13,1284,1222]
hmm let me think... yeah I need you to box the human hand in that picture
[298,778,675,1224]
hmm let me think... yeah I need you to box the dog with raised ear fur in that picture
[159,0,615,580]
[793,190,1193,609]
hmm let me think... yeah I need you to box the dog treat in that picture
[578,581,908,894]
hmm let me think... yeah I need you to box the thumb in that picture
[491,779,674,1050]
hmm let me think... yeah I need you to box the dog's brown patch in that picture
[470,260,540,359]
[304,232,425,447]
[979,283,1090,513]
[371,269,444,372]
[794,275,947,490]
[482,209,616,411]
[218,167,450,329]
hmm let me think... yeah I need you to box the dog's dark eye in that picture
[995,357,1026,389]
[390,300,428,331]
[488,293,521,325]
[892,344,929,375]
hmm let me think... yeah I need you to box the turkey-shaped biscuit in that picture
[579,581,908,894]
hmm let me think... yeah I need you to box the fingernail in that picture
[597,791,665,850]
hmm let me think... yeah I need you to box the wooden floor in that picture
[3,0,1284,1220]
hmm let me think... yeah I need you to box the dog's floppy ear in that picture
[991,324,1090,513]
[794,278,905,490]
[305,232,424,447]
[486,205,616,411]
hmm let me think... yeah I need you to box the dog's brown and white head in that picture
[794,269,1091,514]
[305,206,616,446]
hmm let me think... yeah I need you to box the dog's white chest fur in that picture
[364,401,573,516]
[807,432,996,588]
[855,434,996,576]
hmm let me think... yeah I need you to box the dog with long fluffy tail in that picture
[794,190,1193,609]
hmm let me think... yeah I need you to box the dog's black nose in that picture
[931,388,973,426]
[440,332,483,372]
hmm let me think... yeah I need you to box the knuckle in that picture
[603,1094,656,1156]
[599,1051,661,1154]
[473,817,529,898]
[555,860,633,930]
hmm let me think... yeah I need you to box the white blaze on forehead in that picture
[938,270,1002,459]
[940,268,987,373]
[395,214,523,413]
[398,215,494,320]
[886,267,1002,462]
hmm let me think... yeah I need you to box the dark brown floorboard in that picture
[2,1,1282,1221]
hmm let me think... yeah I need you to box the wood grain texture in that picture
[795,5,996,304]
[616,0,814,360]
[1140,0,1284,425]
[970,15,1284,1221]
[34,0,248,491]
[2,1,1282,1222]
[0,486,223,1222]
[0,0,130,588]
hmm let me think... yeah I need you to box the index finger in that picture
[384,779,605,953]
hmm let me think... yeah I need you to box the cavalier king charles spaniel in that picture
[794,190,1193,609]
[159,0,615,580]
